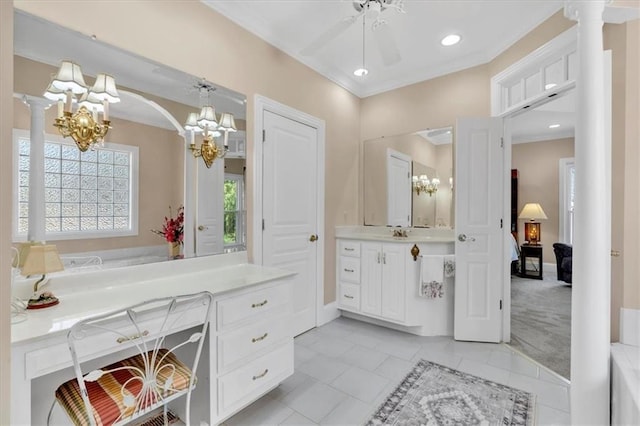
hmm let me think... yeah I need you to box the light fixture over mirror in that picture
[412,174,440,196]
[186,85,238,168]
[45,60,120,152]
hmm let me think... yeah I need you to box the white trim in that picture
[502,119,513,343]
[558,157,575,244]
[319,302,340,326]
[253,95,326,329]
[491,26,577,116]
[12,129,139,242]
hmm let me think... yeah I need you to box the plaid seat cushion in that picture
[55,349,194,426]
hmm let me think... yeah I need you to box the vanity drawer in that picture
[217,281,291,331]
[339,256,361,284]
[339,283,360,310]
[218,341,293,415]
[339,240,361,257]
[218,314,291,373]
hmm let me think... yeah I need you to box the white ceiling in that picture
[204,0,564,98]
[511,91,575,143]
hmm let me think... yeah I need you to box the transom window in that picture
[13,129,139,241]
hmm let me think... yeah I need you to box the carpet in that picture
[367,359,535,426]
[510,270,571,379]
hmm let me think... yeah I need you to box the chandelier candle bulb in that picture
[57,100,63,119]
[103,100,109,121]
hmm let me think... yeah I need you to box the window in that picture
[223,173,245,251]
[559,158,575,245]
[13,129,138,241]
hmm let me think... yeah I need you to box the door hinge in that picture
[500,219,503,229]
[262,219,265,231]
[500,137,504,148]
[500,299,503,310]
[262,129,266,142]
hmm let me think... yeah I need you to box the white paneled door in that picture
[386,149,412,227]
[454,117,503,343]
[262,110,318,337]
[196,156,224,256]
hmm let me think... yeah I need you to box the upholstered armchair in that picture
[553,243,572,284]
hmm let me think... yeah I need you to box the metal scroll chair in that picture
[48,291,213,426]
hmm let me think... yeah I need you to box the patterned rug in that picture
[367,360,535,426]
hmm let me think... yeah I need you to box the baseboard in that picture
[318,301,340,326]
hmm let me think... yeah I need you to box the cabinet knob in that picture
[309,234,319,242]
[458,233,476,242]
[198,225,207,231]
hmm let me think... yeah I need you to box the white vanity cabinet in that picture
[336,228,455,337]
[360,242,406,322]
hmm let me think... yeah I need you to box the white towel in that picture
[444,255,455,278]
[419,255,444,298]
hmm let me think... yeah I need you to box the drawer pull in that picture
[252,332,269,343]
[251,300,268,308]
[344,268,354,273]
[116,330,149,344]
[344,294,354,299]
[252,369,269,380]
[345,247,354,251]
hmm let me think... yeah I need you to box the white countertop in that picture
[335,226,455,243]
[11,253,295,345]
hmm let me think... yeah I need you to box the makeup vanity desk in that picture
[11,252,296,425]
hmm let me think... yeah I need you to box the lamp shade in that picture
[51,61,88,95]
[43,79,71,102]
[518,203,548,220]
[20,244,64,277]
[197,105,218,129]
[184,112,203,133]
[89,73,120,103]
[217,112,237,132]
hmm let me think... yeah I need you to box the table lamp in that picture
[20,244,64,309]
[518,203,548,245]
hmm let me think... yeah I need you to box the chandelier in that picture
[44,60,120,152]
[412,174,440,196]
[185,86,237,168]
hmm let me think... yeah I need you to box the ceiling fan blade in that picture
[372,21,401,66]
[301,14,361,56]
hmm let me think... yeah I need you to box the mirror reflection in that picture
[12,11,247,270]
[363,127,454,228]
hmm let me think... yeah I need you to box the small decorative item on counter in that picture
[151,206,184,259]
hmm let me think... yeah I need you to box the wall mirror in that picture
[363,127,454,228]
[12,10,247,268]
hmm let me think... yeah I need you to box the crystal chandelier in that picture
[44,60,120,152]
[185,86,237,168]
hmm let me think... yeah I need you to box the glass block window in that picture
[14,130,138,240]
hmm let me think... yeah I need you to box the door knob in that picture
[309,234,319,242]
[198,225,207,231]
[458,233,476,242]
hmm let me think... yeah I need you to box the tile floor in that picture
[223,317,571,425]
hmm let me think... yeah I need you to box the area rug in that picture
[367,359,535,426]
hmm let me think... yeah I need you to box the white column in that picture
[564,1,610,425]
[23,96,51,243]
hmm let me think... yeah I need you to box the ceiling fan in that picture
[301,0,405,66]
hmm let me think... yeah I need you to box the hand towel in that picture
[419,255,444,298]
[444,255,456,278]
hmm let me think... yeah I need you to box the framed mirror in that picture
[12,11,247,268]
[363,127,454,228]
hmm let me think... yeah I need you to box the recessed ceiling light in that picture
[549,124,560,129]
[545,83,557,90]
[441,34,461,46]
[354,68,369,77]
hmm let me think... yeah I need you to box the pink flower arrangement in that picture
[151,206,184,244]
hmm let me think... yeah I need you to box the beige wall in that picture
[0,2,12,423]
[512,138,575,264]
[12,96,185,254]
[13,1,362,308]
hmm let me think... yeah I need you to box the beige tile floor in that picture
[224,317,571,425]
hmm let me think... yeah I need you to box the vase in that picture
[168,242,181,259]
